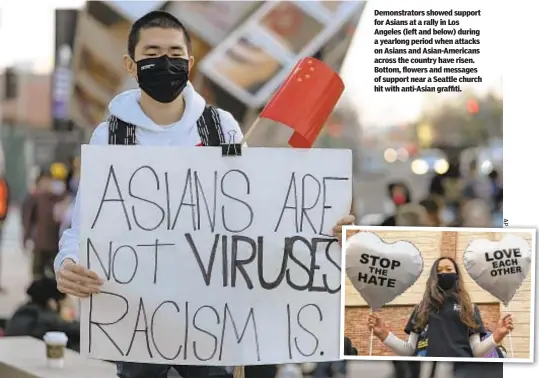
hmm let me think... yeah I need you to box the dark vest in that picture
[107,105,225,146]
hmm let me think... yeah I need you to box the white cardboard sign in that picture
[79,146,352,366]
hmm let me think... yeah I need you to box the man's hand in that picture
[332,215,355,245]
[57,259,103,298]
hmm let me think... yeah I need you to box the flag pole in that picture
[240,117,262,145]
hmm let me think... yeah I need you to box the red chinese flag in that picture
[259,57,345,148]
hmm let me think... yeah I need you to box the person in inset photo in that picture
[367,256,514,375]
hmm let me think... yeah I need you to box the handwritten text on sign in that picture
[79,146,352,366]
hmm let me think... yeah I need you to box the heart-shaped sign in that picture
[346,232,424,310]
[463,235,532,306]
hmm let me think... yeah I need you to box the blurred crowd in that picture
[377,159,502,230]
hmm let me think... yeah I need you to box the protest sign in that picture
[345,231,423,310]
[79,146,352,366]
[464,235,532,305]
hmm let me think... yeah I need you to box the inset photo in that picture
[340,226,536,363]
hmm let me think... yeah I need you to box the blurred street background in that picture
[0,1,502,378]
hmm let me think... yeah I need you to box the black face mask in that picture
[437,272,457,291]
[136,55,189,103]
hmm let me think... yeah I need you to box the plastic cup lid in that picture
[44,331,68,344]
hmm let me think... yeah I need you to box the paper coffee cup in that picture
[43,332,68,368]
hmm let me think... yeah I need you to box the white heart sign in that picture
[345,232,424,310]
[463,235,531,306]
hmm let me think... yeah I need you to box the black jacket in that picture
[4,302,80,351]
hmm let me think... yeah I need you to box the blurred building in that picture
[0,67,49,201]
[1,1,367,201]
[413,95,503,165]
[344,230,531,358]
[0,9,83,202]
[52,8,78,133]
[68,0,366,146]
[69,0,262,130]
[1,69,51,129]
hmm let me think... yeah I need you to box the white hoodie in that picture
[54,82,243,272]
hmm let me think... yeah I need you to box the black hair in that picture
[420,198,439,214]
[26,277,65,308]
[127,11,191,58]
[416,256,477,331]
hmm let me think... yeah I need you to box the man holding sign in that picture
[55,10,245,289]
[55,10,354,378]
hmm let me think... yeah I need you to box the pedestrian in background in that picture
[461,199,492,228]
[395,203,429,227]
[4,277,80,351]
[382,182,412,226]
[23,167,66,279]
[54,156,80,236]
[438,161,463,225]
[419,198,442,227]
[21,170,48,254]
[462,160,491,203]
